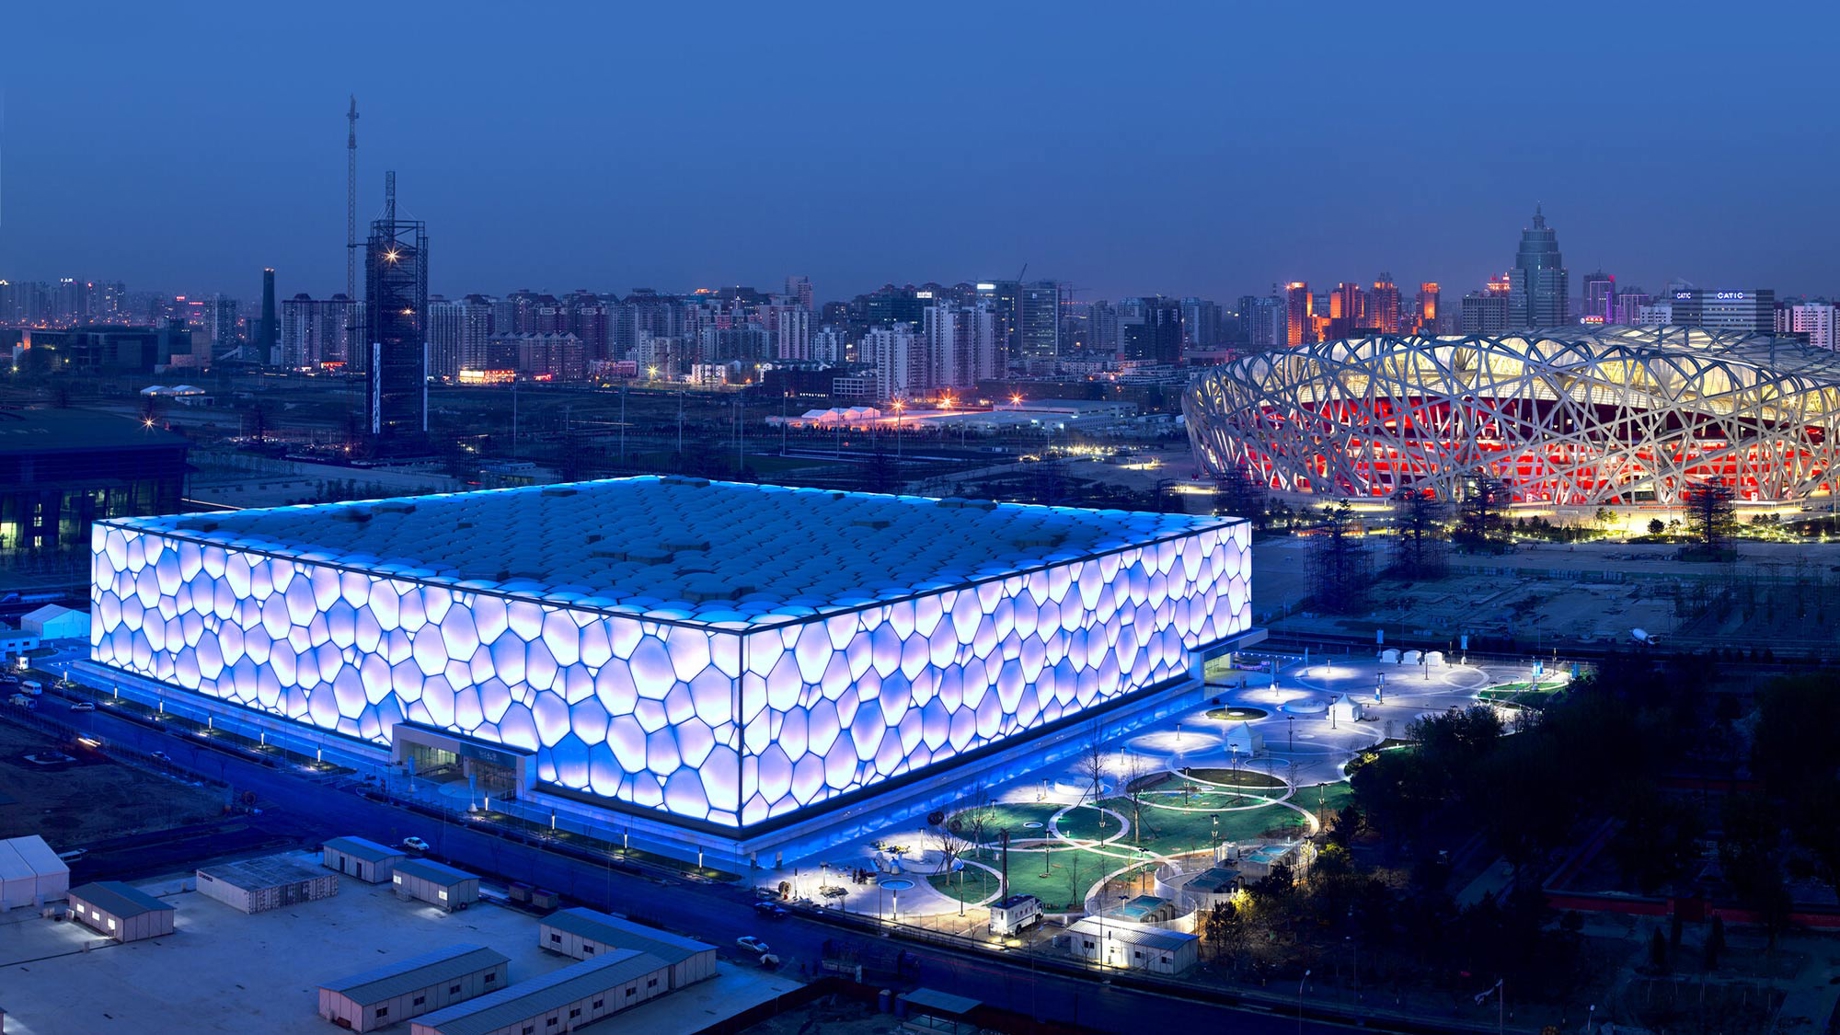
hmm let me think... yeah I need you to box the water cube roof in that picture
[127,476,1227,625]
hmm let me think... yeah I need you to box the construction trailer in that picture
[536,907,717,989]
[409,950,672,1035]
[391,858,479,912]
[322,837,407,884]
[318,943,509,1033]
[196,855,338,914]
[1064,917,1199,975]
[0,835,70,910]
[67,882,175,942]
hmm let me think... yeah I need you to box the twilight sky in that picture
[3,1,1837,307]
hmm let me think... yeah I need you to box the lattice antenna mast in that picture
[346,95,359,302]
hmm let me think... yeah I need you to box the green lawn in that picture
[928,846,1098,912]
[946,801,1063,841]
[1185,767,1287,789]
[1053,803,1122,842]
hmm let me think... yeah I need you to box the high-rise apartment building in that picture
[1180,297,1223,348]
[364,174,429,441]
[775,307,812,360]
[1614,288,1652,326]
[1581,270,1616,324]
[1117,297,1182,365]
[922,302,998,390]
[207,296,240,359]
[280,293,358,369]
[785,275,814,311]
[1508,206,1569,328]
[1284,282,1312,345]
[1240,295,1287,347]
[428,294,496,378]
[1784,301,1836,350]
[865,324,918,401]
[1368,274,1401,334]
[1460,276,1513,335]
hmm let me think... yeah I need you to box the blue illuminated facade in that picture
[90,478,1250,831]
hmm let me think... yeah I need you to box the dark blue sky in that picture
[4,1,1837,306]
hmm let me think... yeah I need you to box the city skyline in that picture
[4,4,1840,303]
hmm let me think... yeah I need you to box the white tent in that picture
[22,604,88,641]
[0,835,70,910]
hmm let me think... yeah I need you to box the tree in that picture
[1307,502,1371,613]
[1389,487,1449,580]
[1646,517,1666,536]
[1202,899,1248,967]
[1684,480,1737,556]
[1069,720,1110,807]
[1454,473,1510,549]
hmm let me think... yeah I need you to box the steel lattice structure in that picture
[1185,326,1840,506]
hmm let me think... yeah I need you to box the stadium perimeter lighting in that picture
[1186,326,1840,506]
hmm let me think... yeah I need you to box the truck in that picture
[988,894,1043,936]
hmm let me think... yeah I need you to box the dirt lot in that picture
[0,717,226,848]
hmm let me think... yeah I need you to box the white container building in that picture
[537,907,717,989]
[196,855,338,914]
[322,837,407,884]
[392,858,479,912]
[67,881,175,942]
[318,943,510,1033]
[410,950,671,1035]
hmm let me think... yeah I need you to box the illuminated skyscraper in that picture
[364,172,429,443]
[1284,282,1312,345]
[1508,206,1569,328]
[1414,282,1440,332]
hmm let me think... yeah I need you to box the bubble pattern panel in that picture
[90,517,1248,829]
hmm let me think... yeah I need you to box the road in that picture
[36,695,1421,1035]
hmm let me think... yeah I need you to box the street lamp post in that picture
[1298,969,1312,1035]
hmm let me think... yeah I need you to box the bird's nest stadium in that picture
[1185,326,1840,507]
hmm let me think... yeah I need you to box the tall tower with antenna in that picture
[346,96,359,304]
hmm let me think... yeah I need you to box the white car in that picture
[401,837,431,853]
[69,701,96,712]
[735,936,770,956]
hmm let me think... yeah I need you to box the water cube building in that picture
[88,477,1252,855]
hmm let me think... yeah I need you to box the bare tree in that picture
[927,825,970,876]
[1121,749,1159,847]
[1068,720,1110,807]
